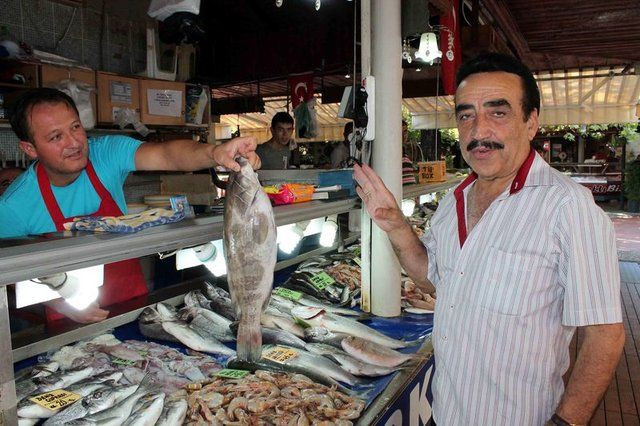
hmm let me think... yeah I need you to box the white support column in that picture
[370,0,402,317]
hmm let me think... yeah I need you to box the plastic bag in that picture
[113,108,150,137]
[265,184,315,205]
[293,98,318,139]
[55,79,96,130]
[148,0,201,21]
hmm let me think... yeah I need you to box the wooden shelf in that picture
[0,82,35,89]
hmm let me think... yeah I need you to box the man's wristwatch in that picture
[545,413,583,426]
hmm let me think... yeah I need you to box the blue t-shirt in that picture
[0,135,142,238]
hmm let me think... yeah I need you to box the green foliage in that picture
[401,106,421,144]
[539,123,637,146]
[438,128,459,150]
[625,161,640,201]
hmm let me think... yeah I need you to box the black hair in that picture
[271,111,294,128]
[455,52,540,120]
[9,88,79,142]
[343,121,354,136]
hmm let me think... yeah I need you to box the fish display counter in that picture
[0,177,459,424]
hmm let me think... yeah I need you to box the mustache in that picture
[466,140,505,152]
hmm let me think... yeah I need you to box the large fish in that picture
[223,157,277,361]
[292,306,410,349]
[341,336,414,368]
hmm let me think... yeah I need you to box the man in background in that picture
[256,112,298,169]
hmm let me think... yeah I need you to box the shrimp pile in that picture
[185,370,365,425]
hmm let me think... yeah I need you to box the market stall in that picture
[0,176,460,424]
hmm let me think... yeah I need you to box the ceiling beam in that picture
[428,0,454,16]
[480,0,530,59]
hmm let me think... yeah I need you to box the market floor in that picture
[568,261,640,425]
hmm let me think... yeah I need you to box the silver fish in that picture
[138,307,179,343]
[223,157,277,361]
[123,392,165,426]
[76,382,150,425]
[203,282,237,321]
[303,326,349,348]
[261,313,306,338]
[179,306,235,342]
[306,343,395,377]
[342,336,413,368]
[271,293,361,317]
[36,366,94,393]
[230,322,308,350]
[155,398,187,426]
[15,361,59,382]
[17,384,111,419]
[43,384,138,425]
[18,418,38,426]
[156,304,235,356]
[292,306,409,349]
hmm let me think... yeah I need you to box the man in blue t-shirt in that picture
[1,88,261,323]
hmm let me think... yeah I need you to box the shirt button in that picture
[449,305,454,309]
[442,336,447,341]
[459,271,464,276]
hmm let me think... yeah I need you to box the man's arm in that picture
[134,136,260,172]
[353,163,434,293]
[553,323,625,424]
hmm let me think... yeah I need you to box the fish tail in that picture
[236,318,262,362]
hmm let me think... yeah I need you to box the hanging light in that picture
[414,32,442,64]
[276,0,283,7]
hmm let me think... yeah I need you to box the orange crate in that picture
[417,161,446,183]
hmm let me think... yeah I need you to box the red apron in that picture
[37,161,148,322]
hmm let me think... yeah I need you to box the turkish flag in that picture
[439,1,461,95]
[289,73,314,109]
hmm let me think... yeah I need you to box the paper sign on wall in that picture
[110,82,132,104]
[147,89,182,117]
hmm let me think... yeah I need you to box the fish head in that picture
[304,326,335,341]
[155,303,177,320]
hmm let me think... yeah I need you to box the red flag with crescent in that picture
[439,1,461,95]
[288,73,314,109]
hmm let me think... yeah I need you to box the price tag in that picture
[275,287,303,301]
[353,247,361,257]
[112,357,137,366]
[29,389,81,412]
[215,369,250,379]
[309,272,335,290]
[353,257,362,266]
[262,346,299,364]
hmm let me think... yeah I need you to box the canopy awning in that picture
[215,67,640,140]
[412,67,640,129]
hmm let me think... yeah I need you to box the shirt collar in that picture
[453,148,546,248]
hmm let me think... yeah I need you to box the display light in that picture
[414,32,442,64]
[177,240,227,277]
[277,224,304,254]
[319,217,338,247]
[401,199,416,217]
[16,265,104,309]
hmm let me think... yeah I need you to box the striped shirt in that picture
[421,151,622,425]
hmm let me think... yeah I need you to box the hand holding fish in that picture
[213,136,261,172]
[353,163,406,232]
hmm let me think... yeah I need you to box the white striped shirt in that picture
[422,151,622,425]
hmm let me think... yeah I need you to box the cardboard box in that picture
[139,79,185,125]
[418,161,446,183]
[41,64,97,121]
[97,72,140,124]
[160,174,218,206]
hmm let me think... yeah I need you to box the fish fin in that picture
[236,318,262,362]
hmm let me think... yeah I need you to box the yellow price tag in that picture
[262,346,299,364]
[29,389,82,412]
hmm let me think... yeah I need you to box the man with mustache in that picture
[0,88,260,324]
[355,53,623,425]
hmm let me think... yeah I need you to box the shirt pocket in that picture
[477,246,538,317]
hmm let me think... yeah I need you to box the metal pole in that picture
[370,0,402,317]
[0,287,17,424]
